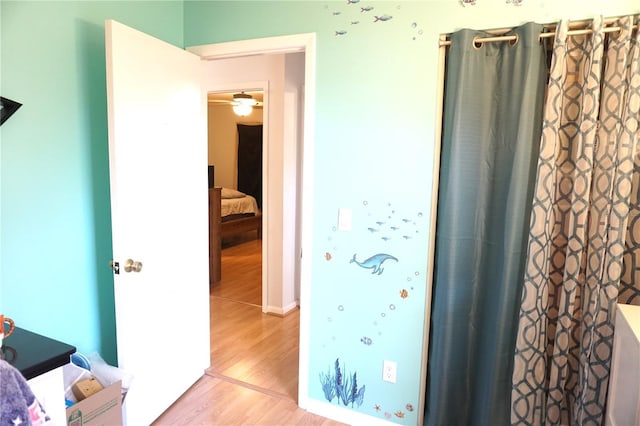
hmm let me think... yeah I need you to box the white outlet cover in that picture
[383,360,397,383]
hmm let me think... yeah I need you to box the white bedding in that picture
[221,189,259,217]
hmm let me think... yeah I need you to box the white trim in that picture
[187,33,314,59]
[418,37,447,426]
[305,399,398,426]
[265,301,298,316]
[282,300,298,315]
[297,33,316,412]
[206,81,267,96]
[189,32,317,414]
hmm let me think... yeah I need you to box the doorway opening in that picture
[204,79,300,401]
[207,88,265,308]
[189,33,316,407]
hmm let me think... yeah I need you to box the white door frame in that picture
[188,33,316,409]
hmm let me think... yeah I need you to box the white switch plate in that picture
[383,360,397,383]
[337,208,352,231]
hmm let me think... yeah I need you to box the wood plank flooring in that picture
[207,298,300,400]
[152,375,342,425]
[153,235,345,425]
[212,236,262,306]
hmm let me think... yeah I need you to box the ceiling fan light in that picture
[232,103,253,116]
[232,92,257,116]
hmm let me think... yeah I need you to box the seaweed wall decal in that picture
[319,358,366,407]
[320,369,336,402]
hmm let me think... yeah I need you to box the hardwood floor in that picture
[153,235,345,425]
[207,299,300,400]
[152,375,342,425]
[212,236,262,306]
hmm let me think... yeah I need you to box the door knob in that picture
[124,259,143,273]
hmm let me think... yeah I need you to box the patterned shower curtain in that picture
[511,15,640,426]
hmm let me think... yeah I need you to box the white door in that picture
[105,20,210,426]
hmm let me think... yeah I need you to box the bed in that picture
[220,187,262,239]
[208,186,261,285]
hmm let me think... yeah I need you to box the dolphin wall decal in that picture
[350,253,398,275]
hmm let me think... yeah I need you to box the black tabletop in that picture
[1,326,76,380]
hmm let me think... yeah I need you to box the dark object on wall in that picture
[0,97,22,126]
[208,165,215,188]
[236,124,263,209]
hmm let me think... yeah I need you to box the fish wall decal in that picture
[373,14,393,22]
[361,336,372,345]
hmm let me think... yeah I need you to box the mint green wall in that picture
[185,1,640,424]
[0,1,184,365]
[1,1,639,425]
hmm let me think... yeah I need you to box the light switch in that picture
[338,208,352,231]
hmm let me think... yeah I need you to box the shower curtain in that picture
[511,16,640,426]
[426,23,547,426]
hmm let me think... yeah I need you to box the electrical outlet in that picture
[383,360,397,383]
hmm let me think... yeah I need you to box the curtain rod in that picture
[439,19,639,47]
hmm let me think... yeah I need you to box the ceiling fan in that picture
[207,91,263,116]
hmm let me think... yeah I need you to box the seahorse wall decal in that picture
[350,253,398,275]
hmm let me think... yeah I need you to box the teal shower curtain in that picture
[425,23,547,425]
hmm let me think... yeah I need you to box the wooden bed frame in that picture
[209,187,262,286]
[221,213,262,240]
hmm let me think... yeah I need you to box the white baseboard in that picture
[304,398,398,426]
[265,301,299,316]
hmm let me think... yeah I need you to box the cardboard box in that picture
[66,380,122,426]
[64,363,124,426]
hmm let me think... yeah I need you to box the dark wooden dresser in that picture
[2,326,76,424]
